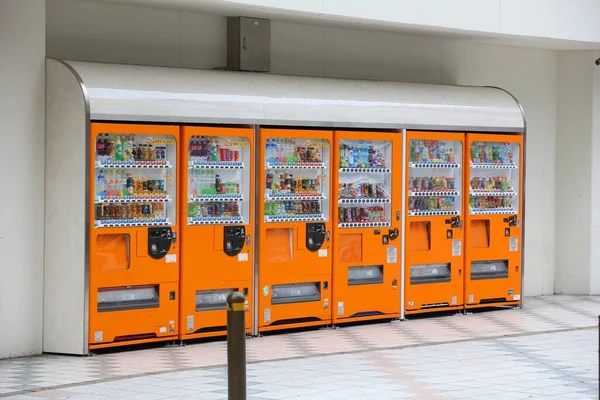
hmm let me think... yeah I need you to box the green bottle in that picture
[115,135,123,162]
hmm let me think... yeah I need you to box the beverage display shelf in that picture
[409,162,460,169]
[266,194,325,201]
[266,162,326,170]
[408,190,459,197]
[189,162,244,169]
[96,196,171,204]
[339,167,390,173]
[470,163,517,169]
[95,219,171,228]
[188,217,244,225]
[408,210,460,217]
[338,221,391,228]
[96,162,172,169]
[470,190,516,197]
[189,194,243,202]
[470,208,514,215]
[265,214,325,223]
[338,198,390,204]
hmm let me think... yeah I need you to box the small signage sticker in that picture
[387,246,398,263]
[166,254,177,263]
[238,253,248,262]
[509,237,518,252]
[452,240,462,257]
[318,249,328,258]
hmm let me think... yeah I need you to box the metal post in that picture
[227,291,246,400]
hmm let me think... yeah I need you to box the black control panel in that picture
[224,226,246,257]
[148,227,173,260]
[306,223,326,252]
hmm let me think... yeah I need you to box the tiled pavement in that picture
[0,295,598,399]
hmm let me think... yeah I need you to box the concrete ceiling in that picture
[86,0,600,51]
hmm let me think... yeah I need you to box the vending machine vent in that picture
[348,265,384,286]
[97,285,159,312]
[471,260,509,280]
[410,263,451,285]
[195,288,238,312]
[271,282,321,305]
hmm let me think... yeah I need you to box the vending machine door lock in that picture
[223,226,246,257]
[306,223,326,252]
[449,216,462,229]
[148,227,173,260]
[507,215,519,227]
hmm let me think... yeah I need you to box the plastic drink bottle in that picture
[97,170,105,199]
[96,136,105,162]
[115,135,123,162]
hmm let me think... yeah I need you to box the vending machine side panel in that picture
[332,131,402,324]
[179,126,254,339]
[404,131,465,314]
[464,133,523,308]
[88,123,180,349]
[258,128,333,331]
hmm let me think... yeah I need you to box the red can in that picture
[233,150,240,162]
[220,148,227,161]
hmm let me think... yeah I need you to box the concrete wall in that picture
[0,0,46,358]
[46,0,557,297]
[555,52,593,295]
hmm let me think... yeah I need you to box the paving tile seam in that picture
[493,338,598,390]
[0,324,596,398]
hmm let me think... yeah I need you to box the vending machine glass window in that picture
[93,133,177,228]
[186,136,250,225]
[337,139,392,228]
[468,141,521,215]
[405,135,465,314]
[408,139,463,217]
[264,137,330,223]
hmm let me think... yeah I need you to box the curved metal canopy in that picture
[63,59,525,132]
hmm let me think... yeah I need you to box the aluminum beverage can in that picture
[233,150,239,161]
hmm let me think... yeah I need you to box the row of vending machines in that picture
[89,123,522,350]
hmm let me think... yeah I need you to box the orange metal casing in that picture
[258,128,333,331]
[404,131,465,314]
[332,131,402,324]
[464,133,523,308]
[89,123,180,349]
[179,126,254,339]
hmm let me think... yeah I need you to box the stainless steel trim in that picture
[252,125,260,336]
[485,86,527,308]
[53,58,91,354]
[90,114,523,134]
[400,129,407,320]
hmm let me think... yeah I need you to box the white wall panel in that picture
[47,0,180,67]
[500,0,600,44]
[321,0,500,32]
[0,0,45,358]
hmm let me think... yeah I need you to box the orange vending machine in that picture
[404,132,464,315]
[258,129,332,331]
[90,123,179,349]
[464,134,523,308]
[332,132,402,324]
[179,127,254,339]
